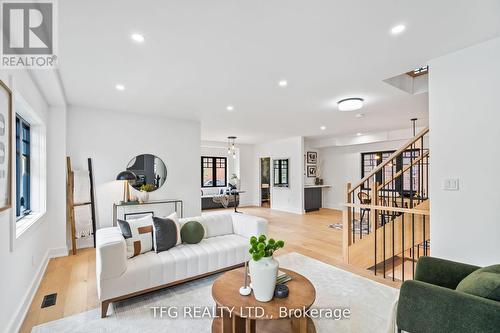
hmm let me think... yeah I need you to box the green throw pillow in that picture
[456,264,500,301]
[180,221,205,244]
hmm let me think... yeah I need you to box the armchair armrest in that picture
[397,280,500,333]
[231,214,268,239]
[96,227,127,283]
[415,256,480,289]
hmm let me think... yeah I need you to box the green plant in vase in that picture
[248,235,285,302]
[139,183,155,192]
[249,235,285,261]
[138,183,155,203]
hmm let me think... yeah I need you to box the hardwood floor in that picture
[20,206,399,332]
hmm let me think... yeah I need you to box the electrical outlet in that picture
[442,178,459,191]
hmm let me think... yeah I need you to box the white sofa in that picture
[96,213,268,317]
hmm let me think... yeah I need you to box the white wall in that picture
[429,37,500,266]
[253,137,304,214]
[318,139,408,210]
[0,70,64,333]
[66,107,201,228]
[238,143,256,207]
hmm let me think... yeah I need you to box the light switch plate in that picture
[442,178,459,191]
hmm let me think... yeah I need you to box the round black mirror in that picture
[126,154,167,191]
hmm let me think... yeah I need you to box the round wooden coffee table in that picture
[212,267,316,333]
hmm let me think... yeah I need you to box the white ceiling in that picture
[58,0,500,144]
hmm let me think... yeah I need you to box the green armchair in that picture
[396,256,500,333]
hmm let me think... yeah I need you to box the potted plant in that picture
[138,183,155,203]
[248,235,285,302]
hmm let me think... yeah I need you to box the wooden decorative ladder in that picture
[343,127,430,281]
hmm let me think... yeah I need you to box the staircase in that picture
[343,127,430,281]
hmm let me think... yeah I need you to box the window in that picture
[16,114,30,219]
[201,156,227,187]
[361,150,394,189]
[361,149,423,194]
[273,159,289,187]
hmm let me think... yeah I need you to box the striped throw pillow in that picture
[118,215,154,258]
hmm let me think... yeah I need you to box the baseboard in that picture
[8,246,68,333]
[49,246,69,258]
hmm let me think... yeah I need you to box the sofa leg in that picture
[101,301,110,318]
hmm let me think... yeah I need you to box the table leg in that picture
[220,309,232,333]
[232,315,246,333]
[245,318,256,333]
[292,316,308,333]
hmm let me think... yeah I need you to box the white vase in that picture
[139,191,149,203]
[249,256,279,302]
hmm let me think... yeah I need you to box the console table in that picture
[112,199,183,226]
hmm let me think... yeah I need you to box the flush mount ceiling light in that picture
[337,98,364,112]
[278,80,288,87]
[131,33,145,43]
[391,24,406,35]
[115,84,125,91]
[320,126,326,130]
[226,105,234,112]
[356,132,363,136]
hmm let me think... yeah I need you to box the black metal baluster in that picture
[423,215,427,256]
[401,213,405,282]
[392,206,395,281]
[352,191,355,244]
[374,205,377,276]
[412,213,415,279]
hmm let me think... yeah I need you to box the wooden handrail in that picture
[378,151,429,189]
[348,127,429,194]
[344,202,430,215]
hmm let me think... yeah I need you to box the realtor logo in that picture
[1,1,57,68]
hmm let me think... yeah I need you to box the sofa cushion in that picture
[181,221,205,244]
[152,216,180,253]
[158,234,248,282]
[180,214,234,238]
[118,215,154,258]
[456,265,500,301]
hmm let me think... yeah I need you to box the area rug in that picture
[32,252,399,333]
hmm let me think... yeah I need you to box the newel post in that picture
[342,182,352,264]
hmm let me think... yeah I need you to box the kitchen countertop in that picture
[304,184,332,189]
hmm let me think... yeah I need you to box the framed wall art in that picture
[307,165,317,178]
[306,151,317,164]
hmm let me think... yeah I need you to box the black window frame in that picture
[16,114,31,219]
[201,156,227,188]
[361,149,422,195]
[273,159,289,187]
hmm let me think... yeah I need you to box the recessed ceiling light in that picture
[131,33,145,42]
[278,80,288,87]
[226,105,234,111]
[320,126,326,130]
[355,113,365,118]
[338,98,364,111]
[115,84,125,91]
[391,24,406,35]
[356,132,363,136]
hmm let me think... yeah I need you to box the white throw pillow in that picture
[118,215,154,258]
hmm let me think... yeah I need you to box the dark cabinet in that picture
[304,187,322,212]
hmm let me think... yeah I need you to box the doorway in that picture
[260,157,271,208]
